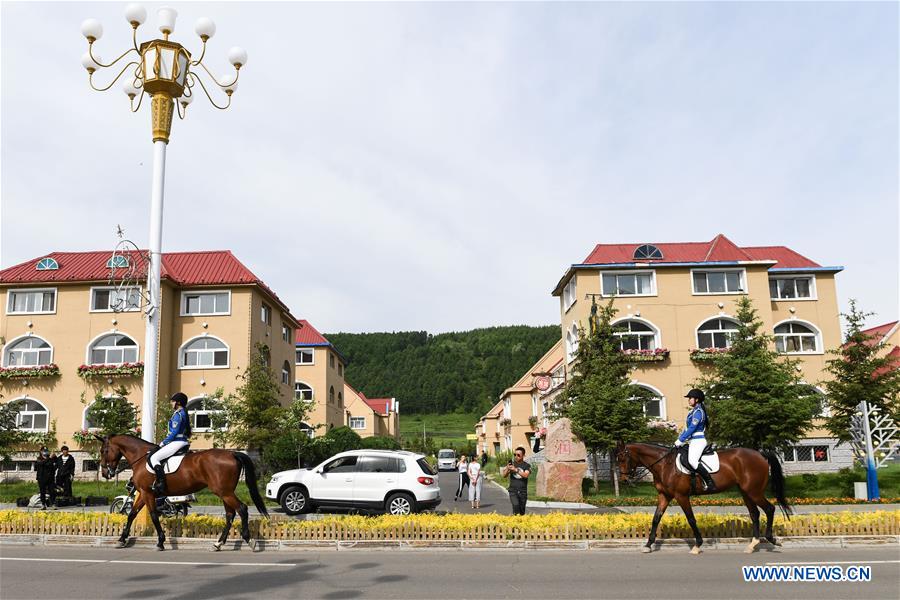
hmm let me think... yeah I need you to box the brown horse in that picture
[97,434,269,551]
[617,442,791,554]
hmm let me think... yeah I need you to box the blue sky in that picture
[2,2,897,333]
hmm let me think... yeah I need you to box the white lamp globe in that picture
[227,46,248,68]
[220,73,238,93]
[194,17,216,40]
[81,51,102,72]
[124,4,147,26]
[180,92,194,106]
[157,7,178,35]
[81,19,103,41]
[122,78,140,97]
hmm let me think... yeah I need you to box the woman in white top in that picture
[467,457,483,509]
[454,455,469,501]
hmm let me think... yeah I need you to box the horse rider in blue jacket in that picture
[674,388,716,492]
[149,393,192,495]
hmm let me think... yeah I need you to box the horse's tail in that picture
[762,450,792,519]
[233,452,269,519]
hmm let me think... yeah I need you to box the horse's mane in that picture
[111,433,159,449]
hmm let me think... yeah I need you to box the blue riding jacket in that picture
[162,407,189,445]
[678,405,707,444]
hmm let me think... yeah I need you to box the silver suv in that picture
[265,449,441,516]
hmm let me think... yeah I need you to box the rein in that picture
[626,446,676,482]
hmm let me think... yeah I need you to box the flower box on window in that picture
[621,348,669,362]
[77,362,144,379]
[0,364,61,380]
[689,348,731,362]
[499,418,512,427]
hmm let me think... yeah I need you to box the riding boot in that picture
[696,464,717,493]
[152,464,167,496]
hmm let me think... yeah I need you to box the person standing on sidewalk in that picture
[55,446,76,498]
[454,454,469,501]
[35,447,57,509]
[467,455,483,509]
[502,447,531,516]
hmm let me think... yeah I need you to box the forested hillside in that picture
[325,326,560,414]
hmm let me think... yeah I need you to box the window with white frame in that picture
[692,269,744,294]
[614,320,657,351]
[782,445,829,462]
[562,278,577,312]
[295,382,313,402]
[798,385,829,418]
[282,324,291,343]
[182,291,230,316]
[261,303,272,325]
[774,322,819,354]
[7,289,56,314]
[186,397,226,432]
[769,276,815,300]
[349,416,366,429]
[630,385,664,418]
[281,360,291,384]
[697,318,739,349]
[296,348,314,365]
[11,398,49,432]
[3,336,52,367]
[35,258,59,271]
[107,255,129,268]
[565,323,579,363]
[601,271,655,296]
[180,337,229,368]
[633,244,663,260]
[92,287,141,312]
[89,333,138,365]
[299,422,315,438]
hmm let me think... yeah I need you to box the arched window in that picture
[630,384,665,419]
[299,422,315,438]
[83,394,132,430]
[614,320,658,351]
[774,322,819,354]
[565,323,579,363]
[11,398,49,432]
[3,335,53,367]
[107,255,129,268]
[179,336,229,368]
[633,244,663,260]
[35,258,59,271]
[186,397,226,432]
[697,318,739,349]
[281,360,291,385]
[295,382,313,402]
[798,385,828,418]
[329,386,335,404]
[338,392,343,408]
[89,333,138,365]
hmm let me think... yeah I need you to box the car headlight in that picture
[270,474,281,483]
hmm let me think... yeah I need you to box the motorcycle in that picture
[110,479,195,517]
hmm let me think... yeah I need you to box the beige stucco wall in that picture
[295,346,346,434]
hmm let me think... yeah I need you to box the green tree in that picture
[697,295,817,452]
[554,298,650,495]
[822,300,900,445]
[224,343,286,457]
[84,387,139,436]
[360,436,402,450]
[0,400,26,463]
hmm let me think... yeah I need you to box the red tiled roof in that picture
[295,319,330,346]
[363,398,393,415]
[860,321,898,343]
[0,250,296,323]
[581,234,820,269]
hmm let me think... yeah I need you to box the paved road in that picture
[1,544,897,599]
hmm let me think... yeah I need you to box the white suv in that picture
[265,450,441,516]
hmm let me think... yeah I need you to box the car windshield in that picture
[438,451,455,458]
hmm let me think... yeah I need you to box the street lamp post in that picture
[81,4,246,443]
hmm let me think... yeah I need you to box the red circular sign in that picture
[535,376,552,391]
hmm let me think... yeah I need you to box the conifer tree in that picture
[224,343,286,456]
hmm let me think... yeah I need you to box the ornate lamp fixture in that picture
[81,4,246,142]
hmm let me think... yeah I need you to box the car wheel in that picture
[386,493,415,516]
[280,485,311,515]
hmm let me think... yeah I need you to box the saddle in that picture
[675,444,720,474]
[145,445,191,475]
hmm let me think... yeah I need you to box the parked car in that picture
[437,449,457,471]
[266,449,441,516]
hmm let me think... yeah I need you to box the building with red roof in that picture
[343,383,399,440]
[294,320,349,434]
[1,250,300,477]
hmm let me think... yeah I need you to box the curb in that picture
[2,534,897,552]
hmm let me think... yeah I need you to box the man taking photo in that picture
[502,446,531,515]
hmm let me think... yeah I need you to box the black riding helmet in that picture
[684,388,705,402]
[171,392,188,407]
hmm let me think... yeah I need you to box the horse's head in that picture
[95,434,122,480]
[616,442,636,484]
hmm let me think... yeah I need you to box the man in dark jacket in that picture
[56,446,76,498]
[35,447,57,509]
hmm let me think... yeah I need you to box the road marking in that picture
[766,560,900,565]
[0,557,296,567]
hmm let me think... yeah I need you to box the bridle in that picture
[100,437,151,479]
[619,445,676,483]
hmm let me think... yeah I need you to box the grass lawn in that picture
[400,413,480,448]
[0,479,277,506]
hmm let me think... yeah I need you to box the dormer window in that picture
[35,258,59,271]
[633,244,663,260]
[107,255,129,269]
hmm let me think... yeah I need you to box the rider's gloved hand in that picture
[674,440,684,447]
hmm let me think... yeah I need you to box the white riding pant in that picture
[688,438,707,469]
[149,441,189,468]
